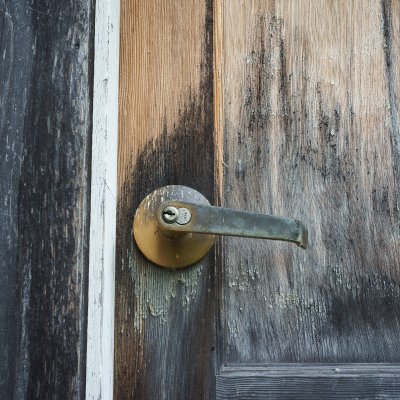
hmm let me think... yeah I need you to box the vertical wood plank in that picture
[0,3,28,397]
[0,0,94,398]
[382,0,400,209]
[220,0,400,363]
[86,0,120,399]
[116,1,216,398]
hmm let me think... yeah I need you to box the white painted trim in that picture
[86,0,120,398]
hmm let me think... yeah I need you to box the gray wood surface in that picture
[0,1,93,398]
[220,0,400,364]
[217,365,400,400]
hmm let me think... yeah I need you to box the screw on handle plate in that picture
[133,185,308,269]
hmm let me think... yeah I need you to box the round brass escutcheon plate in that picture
[133,185,215,269]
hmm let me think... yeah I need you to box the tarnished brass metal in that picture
[133,186,215,269]
[134,185,308,269]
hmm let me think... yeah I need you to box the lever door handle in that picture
[133,185,308,269]
[157,202,307,247]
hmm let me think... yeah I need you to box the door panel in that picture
[221,0,400,364]
[115,1,216,399]
[116,0,400,398]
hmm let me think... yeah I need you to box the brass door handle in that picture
[133,185,307,269]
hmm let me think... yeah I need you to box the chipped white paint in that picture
[86,0,120,398]
[130,266,204,330]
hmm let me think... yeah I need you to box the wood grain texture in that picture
[117,0,400,398]
[217,365,400,400]
[115,1,216,399]
[86,0,119,398]
[220,0,400,364]
[0,1,94,398]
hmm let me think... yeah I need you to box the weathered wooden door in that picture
[116,1,400,398]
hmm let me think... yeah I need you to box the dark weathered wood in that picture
[219,0,400,364]
[0,1,94,398]
[217,365,400,400]
[115,1,216,399]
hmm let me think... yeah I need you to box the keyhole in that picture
[162,206,179,223]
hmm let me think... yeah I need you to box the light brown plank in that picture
[219,0,400,363]
[115,1,216,398]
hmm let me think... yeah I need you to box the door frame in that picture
[86,0,120,399]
